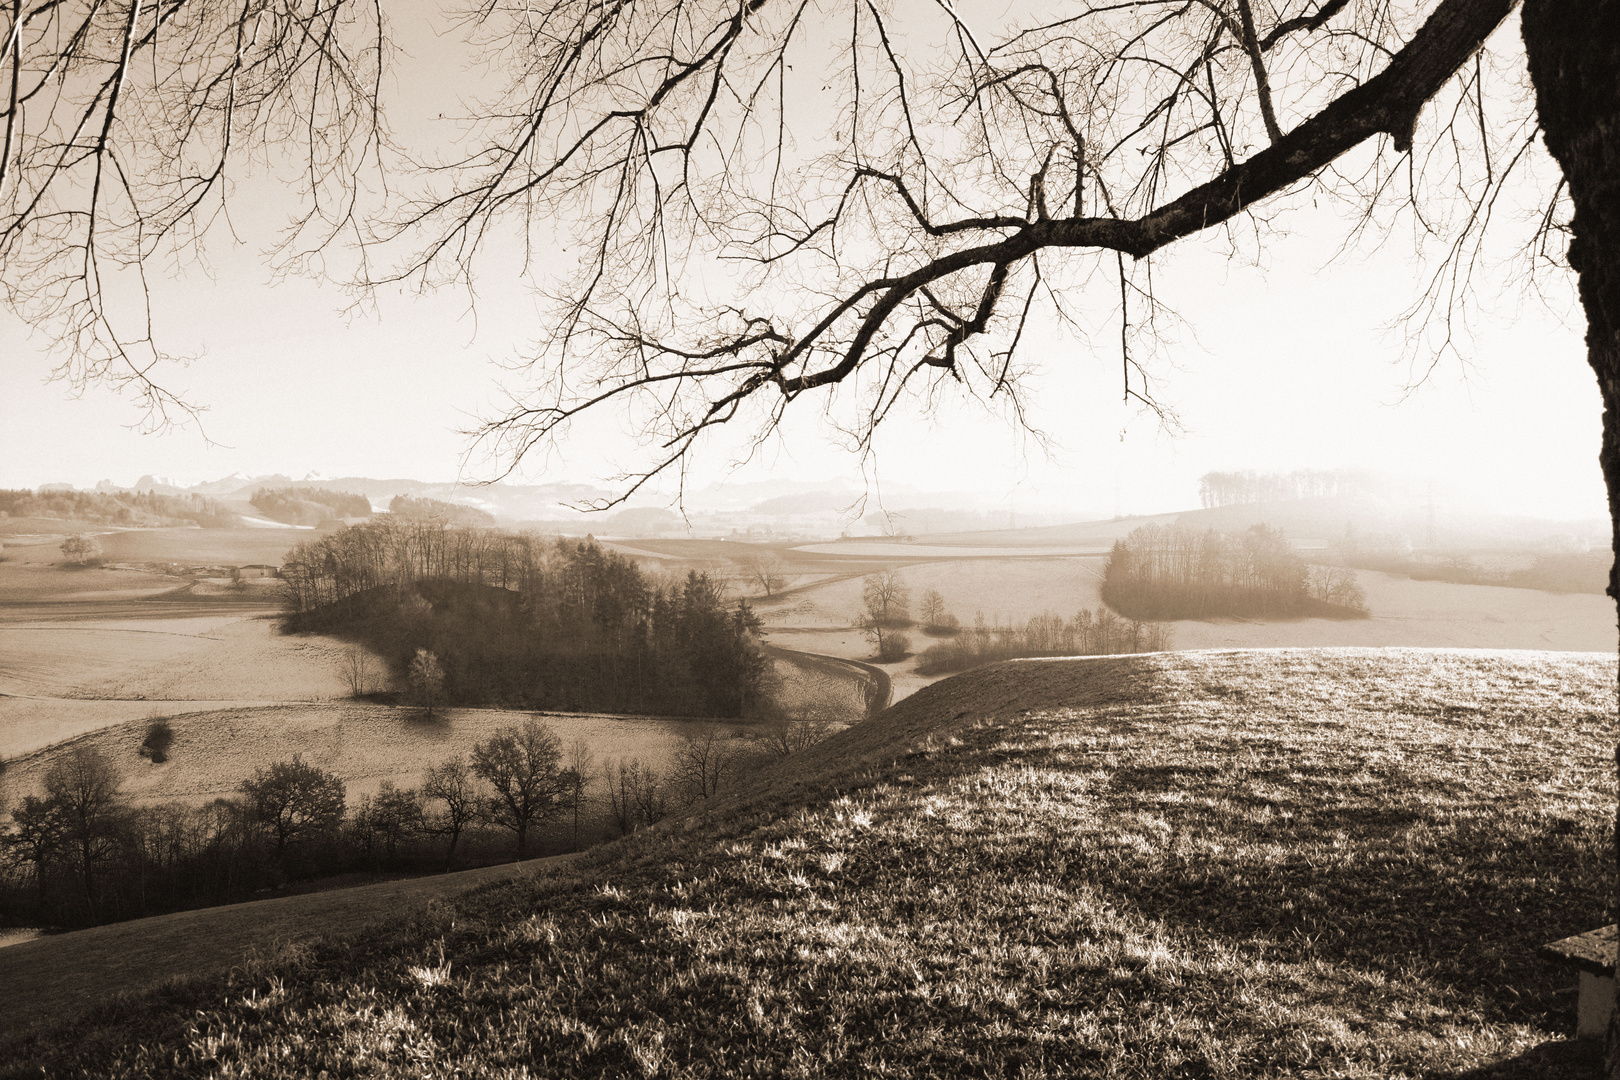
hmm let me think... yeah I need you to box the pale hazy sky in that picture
[0,6,1604,521]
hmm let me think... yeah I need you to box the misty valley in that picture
[0,471,1613,1076]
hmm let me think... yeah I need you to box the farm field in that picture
[3,647,1610,1077]
[0,526,371,763]
[0,704,762,809]
[10,519,1607,767]
[92,526,329,566]
[750,554,1617,704]
[791,541,1111,558]
[0,524,841,809]
[0,697,286,761]
[0,616,351,703]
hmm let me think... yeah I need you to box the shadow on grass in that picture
[1433,1037,1599,1079]
[1084,757,1608,1032]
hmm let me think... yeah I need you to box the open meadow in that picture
[0,704,760,809]
[1,647,1610,1077]
[743,545,1617,702]
[0,527,362,760]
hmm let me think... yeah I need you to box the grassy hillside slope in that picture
[3,649,1612,1078]
[0,856,577,1040]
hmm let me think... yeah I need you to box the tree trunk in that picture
[1521,1,1620,1070]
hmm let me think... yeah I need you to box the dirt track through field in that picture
[767,645,891,713]
[0,855,580,1042]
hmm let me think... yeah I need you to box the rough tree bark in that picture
[1520,0,1620,1071]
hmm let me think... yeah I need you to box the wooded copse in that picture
[249,487,373,526]
[1102,524,1369,621]
[280,520,773,718]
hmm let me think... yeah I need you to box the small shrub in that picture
[876,631,911,663]
[59,534,102,566]
[139,719,175,763]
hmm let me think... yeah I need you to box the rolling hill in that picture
[1,647,1612,1077]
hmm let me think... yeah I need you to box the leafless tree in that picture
[422,755,479,870]
[861,570,911,626]
[471,718,566,859]
[42,745,121,912]
[408,648,445,718]
[740,553,788,598]
[603,758,667,835]
[918,588,947,630]
[561,736,595,848]
[359,780,423,862]
[0,0,384,429]
[59,534,101,565]
[238,755,346,860]
[379,0,1563,511]
[672,724,737,803]
[342,647,375,699]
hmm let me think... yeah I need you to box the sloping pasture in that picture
[4,648,1611,1078]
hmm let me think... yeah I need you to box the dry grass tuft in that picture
[4,648,1611,1078]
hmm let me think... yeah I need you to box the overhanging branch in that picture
[781,0,1517,394]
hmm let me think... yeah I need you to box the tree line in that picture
[1102,523,1368,621]
[914,608,1172,676]
[0,488,236,528]
[280,520,773,717]
[1196,470,1384,509]
[0,715,831,931]
[1339,543,1611,596]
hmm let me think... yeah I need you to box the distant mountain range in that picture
[53,471,1598,549]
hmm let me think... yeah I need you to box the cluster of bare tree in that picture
[0,728,582,929]
[0,709,842,929]
[282,522,774,717]
[602,714,841,834]
[1196,470,1386,509]
[1103,524,1368,620]
[0,745,355,929]
[915,608,1171,676]
[279,517,526,612]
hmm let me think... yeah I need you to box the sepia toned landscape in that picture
[4,0,1620,1075]
[0,471,1613,1076]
